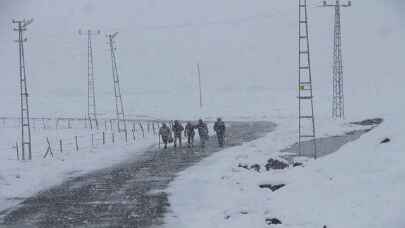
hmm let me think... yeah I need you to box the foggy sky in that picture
[0,0,404,118]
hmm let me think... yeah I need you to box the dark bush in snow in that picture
[351,118,383,126]
[250,164,261,172]
[259,184,285,192]
[293,162,303,167]
[237,163,261,172]
[265,218,282,225]
[238,163,249,170]
[265,159,288,170]
[240,210,249,215]
[380,138,390,144]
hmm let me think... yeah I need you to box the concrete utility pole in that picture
[197,63,203,108]
[13,18,34,160]
[298,0,317,159]
[107,32,127,133]
[79,29,100,130]
[321,0,351,119]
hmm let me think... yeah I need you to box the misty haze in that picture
[0,0,404,227]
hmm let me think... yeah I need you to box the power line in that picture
[136,10,294,31]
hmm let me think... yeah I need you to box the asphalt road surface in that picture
[0,121,275,228]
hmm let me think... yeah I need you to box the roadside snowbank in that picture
[164,116,392,228]
[268,114,405,228]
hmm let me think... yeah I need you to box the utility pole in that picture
[107,32,127,133]
[13,18,34,161]
[13,19,34,160]
[79,29,100,130]
[321,0,351,119]
[197,63,203,108]
[298,0,317,159]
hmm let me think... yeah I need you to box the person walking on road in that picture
[213,118,226,147]
[172,120,184,148]
[196,119,209,148]
[159,123,171,149]
[184,122,196,147]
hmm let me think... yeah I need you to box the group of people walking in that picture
[159,118,226,149]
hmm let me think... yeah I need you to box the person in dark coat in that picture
[213,118,226,147]
[196,119,209,148]
[184,122,196,147]
[172,120,184,148]
[159,123,171,149]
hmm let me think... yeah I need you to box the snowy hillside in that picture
[165,115,405,228]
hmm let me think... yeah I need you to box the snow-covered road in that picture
[0,121,275,227]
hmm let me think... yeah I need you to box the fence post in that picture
[91,133,94,146]
[139,123,145,138]
[43,137,54,159]
[59,139,63,153]
[75,136,79,151]
[84,116,88,129]
[125,130,128,144]
[16,141,19,160]
[103,132,106,144]
[112,132,115,144]
[110,119,113,131]
[152,123,156,135]
[68,119,72,129]
[42,118,46,129]
[132,129,136,142]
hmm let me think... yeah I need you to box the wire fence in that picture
[2,117,212,161]
[5,118,163,161]
[40,129,153,159]
[0,116,163,132]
